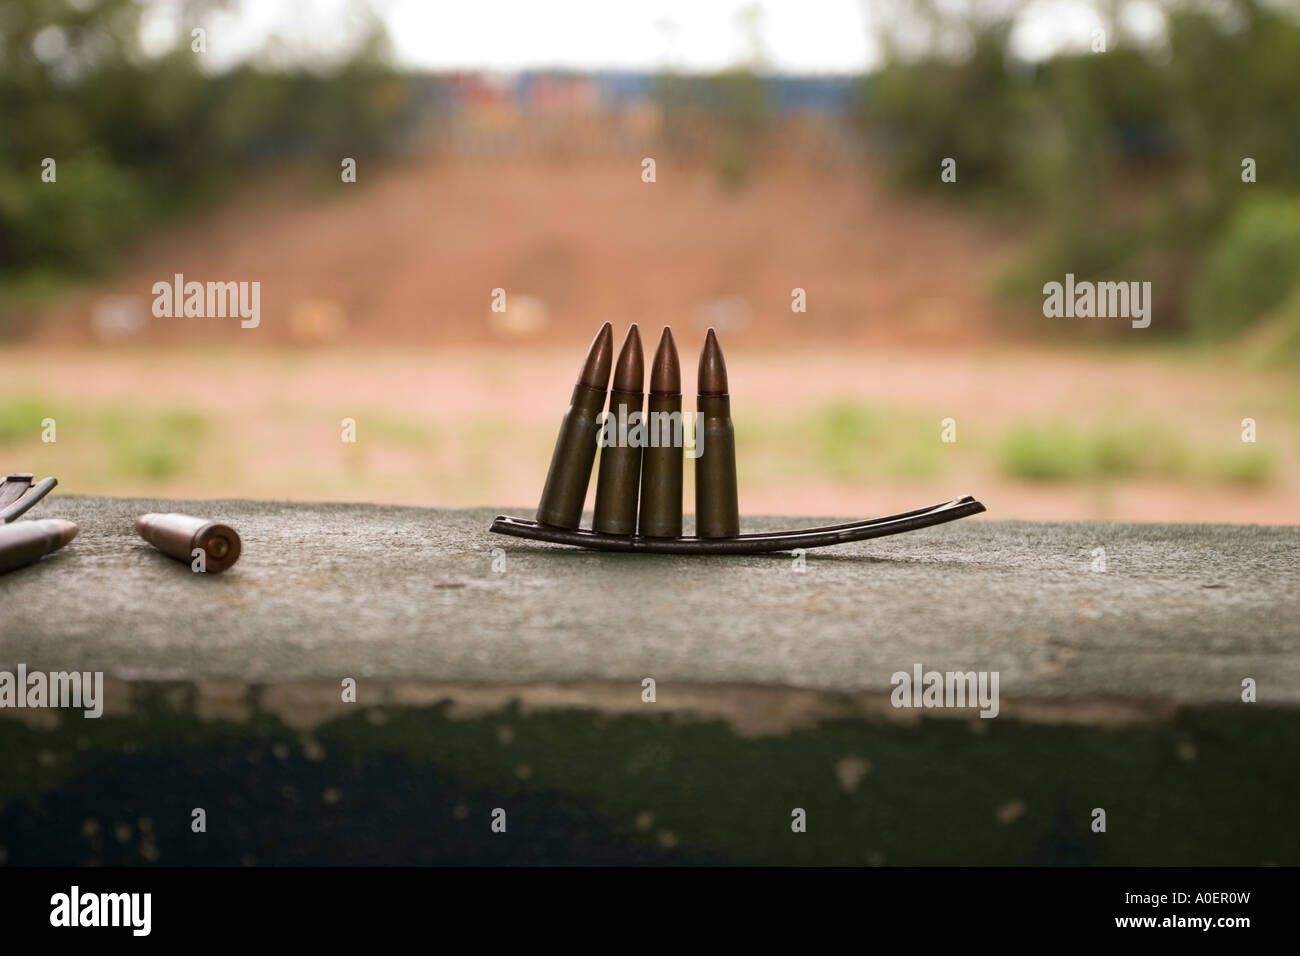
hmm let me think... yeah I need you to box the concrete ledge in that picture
[1,496,1297,704]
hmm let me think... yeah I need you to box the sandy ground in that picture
[1,345,1296,523]
[4,156,1296,523]
[21,156,1015,348]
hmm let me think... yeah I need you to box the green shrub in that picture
[18,154,148,273]
[999,420,1275,486]
[999,425,1094,481]
[1187,196,1300,340]
[1204,447,1275,486]
[0,397,54,444]
[101,407,209,480]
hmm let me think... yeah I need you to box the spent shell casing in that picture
[694,327,739,538]
[593,324,645,535]
[0,518,78,575]
[136,513,241,572]
[638,326,683,538]
[537,322,614,529]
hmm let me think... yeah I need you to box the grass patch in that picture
[809,403,884,479]
[0,396,209,481]
[0,396,60,444]
[805,402,944,481]
[98,407,209,480]
[361,412,432,447]
[1204,446,1276,486]
[737,401,945,485]
[1000,421,1274,486]
[998,425,1094,481]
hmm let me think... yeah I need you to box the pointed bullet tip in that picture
[578,322,615,389]
[649,325,681,393]
[612,324,645,392]
[698,327,728,395]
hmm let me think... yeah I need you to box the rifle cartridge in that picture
[536,322,614,529]
[0,518,78,575]
[136,513,241,572]
[593,324,645,535]
[637,326,683,538]
[694,327,739,537]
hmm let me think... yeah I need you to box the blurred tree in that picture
[859,0,1300,343]
[0,0,405,283]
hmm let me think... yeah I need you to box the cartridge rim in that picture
[192,522,242,573]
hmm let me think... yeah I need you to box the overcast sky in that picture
[139,0,1170,74]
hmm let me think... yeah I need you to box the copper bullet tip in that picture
[51,519,79,546]
[611,324,644,392]
[577,322,614,390]
[697,327,729,395]
[649,326,680,394]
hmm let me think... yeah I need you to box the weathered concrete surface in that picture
[1,496,1297,703]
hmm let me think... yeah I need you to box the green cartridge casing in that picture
[537,383,607,528]
[593,389,645,535]
[694,392,739,537]
[638,391,684,537]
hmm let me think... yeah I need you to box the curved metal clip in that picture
[1,473,58,523]
[490,494,986,555]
